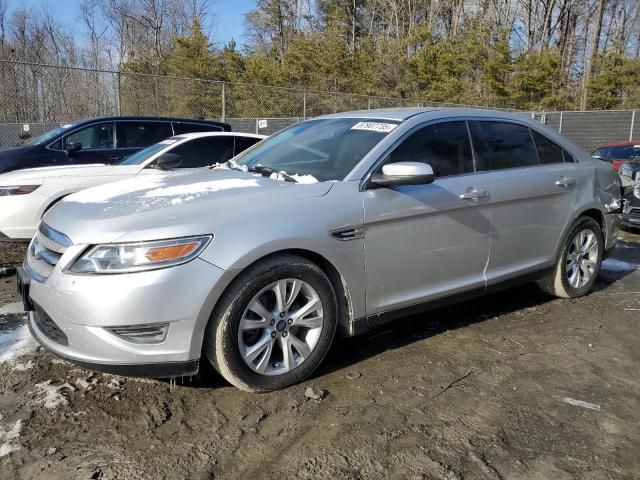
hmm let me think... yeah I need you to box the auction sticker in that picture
[351,122,397,133]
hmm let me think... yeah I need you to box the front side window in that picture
[169,136,234,168]
[470,121,539,171]
[531,130,564,164]
[387,121,473,177]
[65,123,114,150]
[116,122,172,148]
[234,118,398,181]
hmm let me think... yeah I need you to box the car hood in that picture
[0,164,120,183]
[44,168,334,244]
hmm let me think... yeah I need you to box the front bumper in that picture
[0,192,47,241]
[26,255,230,378]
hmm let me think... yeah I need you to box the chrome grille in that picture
[26,223,72,281]
[629,208,640,221]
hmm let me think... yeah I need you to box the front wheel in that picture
[204,254,337,392]
[538,217,604,298]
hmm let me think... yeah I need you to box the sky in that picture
[6,0,254,47]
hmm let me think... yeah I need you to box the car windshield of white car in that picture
[119,138,182,165]
[234,118,399,182]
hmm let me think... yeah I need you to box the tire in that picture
[538,217,604,298]
[204,254,337,392]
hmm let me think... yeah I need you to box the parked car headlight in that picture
[0,185,40,196]
[634,183,640,200]
[70,235,212,274]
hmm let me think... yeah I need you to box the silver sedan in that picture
[20,108,622,392]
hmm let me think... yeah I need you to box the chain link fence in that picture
[0,59,638,153]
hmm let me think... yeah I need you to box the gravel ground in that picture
[0,231,639,480]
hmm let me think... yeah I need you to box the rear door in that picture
[363,120,493,315]
[115,121,173,161]
[470,121,578,283]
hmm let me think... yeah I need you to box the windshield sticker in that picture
[351,122,397,133]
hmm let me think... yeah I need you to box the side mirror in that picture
[372,161,435,187]
[153,153,183,170]
[65,141,82,156]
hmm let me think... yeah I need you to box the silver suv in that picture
[19,109,622,392]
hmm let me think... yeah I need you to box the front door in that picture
[363,121,492,315]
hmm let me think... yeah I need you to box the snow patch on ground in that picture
[0,323,37,368]
[32,381,75,410]
[0,302,24,315]
[0,419,23,457]
[601,259,640,272]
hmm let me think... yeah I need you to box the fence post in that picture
[116,71,122,116]
[303,89,307,120]
[221,82,226,122]
[558,111,563,133]
[630,110,636,141]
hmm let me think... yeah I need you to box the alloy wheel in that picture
[566,228,599,289]
[238,279,324,375]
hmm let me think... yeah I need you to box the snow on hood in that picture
[45,168,334,244]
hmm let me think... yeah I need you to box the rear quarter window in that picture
[531,130,564,164]
[470,121,539,171]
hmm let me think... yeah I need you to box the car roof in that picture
[318,107,529,122]
[174,132,266,140]
[59,116,229,127]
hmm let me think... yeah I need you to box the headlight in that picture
[0,185,40,196]
[70,235,212,274]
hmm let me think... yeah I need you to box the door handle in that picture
[555,176,576,189]
[459,189,489,200]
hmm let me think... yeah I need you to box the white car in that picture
[0,132,265,241]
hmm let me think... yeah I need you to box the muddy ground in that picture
[0,232,639,480]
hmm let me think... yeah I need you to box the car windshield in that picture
[233,118,399,181]
[23,123,78,145]
[603,145,640,160]
[119,137,184,165]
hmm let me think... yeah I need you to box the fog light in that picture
[106,323,169,344]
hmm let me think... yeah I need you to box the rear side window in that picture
[235,136,262,155]
[388,121,473,177]
[531,130,564,164]
[116,122,172,148]
[470,121,539,171]
[169,136,234,168]
[65,123,114,150]
[173,122,223,135]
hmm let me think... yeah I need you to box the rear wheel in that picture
[204,254,337,392]
[538,217,604,298]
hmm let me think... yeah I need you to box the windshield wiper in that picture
[249,164,298,183]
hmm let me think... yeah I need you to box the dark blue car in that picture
[0,116,230,174]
